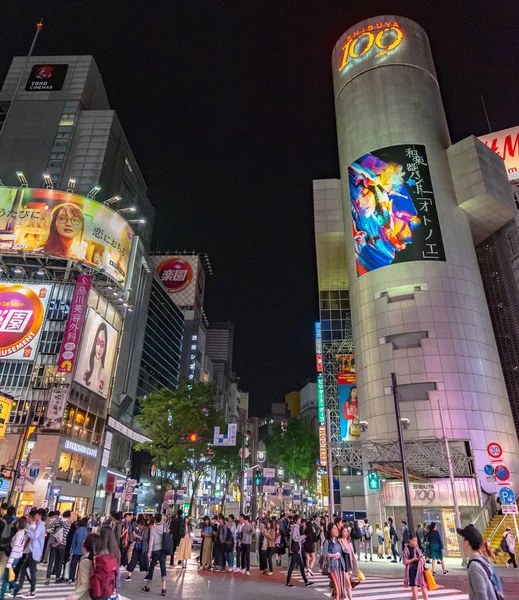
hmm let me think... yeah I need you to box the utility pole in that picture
[391,373,414,532]
[238,408,247,515]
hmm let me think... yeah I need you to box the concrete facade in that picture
[331,16,519,522]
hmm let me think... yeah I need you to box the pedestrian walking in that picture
[260,519,275,575]
[120,513,135,568]
[363,519,373,561]
[403,534,429,600]
[501,525,517,569]
[388,517,400,562]
[17,508,46,599]
[457,525,504,600]
[169,509,184,566]
[64,533,99,600]
[239,516,253,575]
[416,523,427,554]
[124,516,149,581]
[274,521,286,567]
[303,519,318,576]
[350,521,362,561]
[428,523,448,575]
[69,518,89,583]
[286,515,313,588]
[338,525,359,600]
[376,523,384,559]
[322,524,346,599]
[1,518,27,599]
[384,521,391,558]
[177,517,192,569]
[142,514,168,596]
[400,521,410,562]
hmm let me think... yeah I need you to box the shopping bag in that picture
[424,569,438,591]
[357,569,365,582]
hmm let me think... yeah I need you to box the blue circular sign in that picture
[484,465,495,476]
[499,487,516,504]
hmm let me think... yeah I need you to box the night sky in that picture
[2,1,519,416]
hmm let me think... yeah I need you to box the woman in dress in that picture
[303,520,318,576]
[376,522,384,559]
[428,523,448,575]
[200,516,214,570]
[338,525,358,600]
[177,517,192,569]
[402,534,429,600]
[274,521,286,567]
[322,523,345,599]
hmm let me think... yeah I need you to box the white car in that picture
[191,521,203,546]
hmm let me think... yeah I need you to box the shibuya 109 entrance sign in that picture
[337,21,403,72]
[0,187,134,286]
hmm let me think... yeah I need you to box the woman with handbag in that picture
[322,524,346,599]
[403,534,429,600]
[274,522,286,567]
[338,525,359,600]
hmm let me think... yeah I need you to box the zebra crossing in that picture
[9,575,131,599]
[287,572,469,600]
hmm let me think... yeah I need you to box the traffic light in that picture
[179,433,199,443]
[189,433,198,443]
[367,469,379,490]
[254,470,262,487]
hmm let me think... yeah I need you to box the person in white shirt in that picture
[2,517,27,598]
[18,508,46,598]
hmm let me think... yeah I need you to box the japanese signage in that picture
[0,283,50,360]
[315,322,327,466]
[337,354,359,441]
[73,309,118,399]
[349,144,446,276]
[262,468,276,494]
[382,478,479,507]
[43,387,68,430]
[25,64,68,91]
[151,255,205,313]
[0,395,12,439]
[319,425,327,466]
[0,188,134,285]
[338,21,403,72]
[57,275,92,372]
[213,423,237,446]
[479,126,519,181]
[63,439,98,458]
[188,333,198,381]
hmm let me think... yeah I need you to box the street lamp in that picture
[277,467,284,479]
[257,441,266,464]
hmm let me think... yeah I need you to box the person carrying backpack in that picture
[46,514,66,585]
[91,527,119,600]
[458,524,505,600]
[65,533,99,600]
[501,525,517,569]
[363,519,373,561]
[142,513,168,596]
[0,506,17,565]
[1,517,27,599]
[350,521,362,561]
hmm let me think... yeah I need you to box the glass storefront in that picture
[56,450,96,487]
[56,495,88,516]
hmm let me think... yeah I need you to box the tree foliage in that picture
[211,435,242,512]
[135,379,224,514]
[265,417,319,483]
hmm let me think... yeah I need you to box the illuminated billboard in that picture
[478,126,519,181]
[0,283,51,360]
[151,255,205,311]
[25,64,68,92]
[0,188,134,285]
[337,354,359,441]
[349,144,445,276]
[73,308,118,399]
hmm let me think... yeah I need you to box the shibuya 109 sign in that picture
[338,21,403,72]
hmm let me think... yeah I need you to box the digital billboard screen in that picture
[349,144,445,276]
[150,255,205,311]
[25,64,68,92]
[337,354,359,441]
[0,188,134,285]
[0,283,51,360]
[73,308,118,399]
[478,126,519,181]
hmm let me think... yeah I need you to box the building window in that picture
[56,451,95,486]
[124,157,133,173]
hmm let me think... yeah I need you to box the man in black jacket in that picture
[169,509,184,566]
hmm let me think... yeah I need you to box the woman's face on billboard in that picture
[95,329,106,359]
[55,207,82,240]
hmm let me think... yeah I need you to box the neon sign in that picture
[338,21,403,72]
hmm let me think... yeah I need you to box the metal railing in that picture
[471,493,496,535]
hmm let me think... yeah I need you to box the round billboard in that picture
[156,257,194,293]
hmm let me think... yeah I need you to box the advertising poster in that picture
[0,188,134,285]
[0,283,50,360]
[337,354,359,441]
[114,479,126,498]
[0,395,12,439]
[44,387,68,430]
[25,64,68,91]
[348,144,445,276]
[73,309,118,399]
[57,275,91,372]
[150,255,205,311]
[262,468,276,494]
[479,126,519,181]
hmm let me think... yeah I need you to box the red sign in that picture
[57,275,92,372]
[487,442,503,460]
[156,258,193,293]
[105,473,115,494]
[495,465,510,482]
[316,354,323,372]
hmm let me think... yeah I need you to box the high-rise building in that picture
[285,391,300,417]
[0,55,154,515]
[318,16,519,540]
[206,321,234,414]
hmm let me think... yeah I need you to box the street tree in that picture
[265,417,319,484]
[211,435,242,513]
[135,379,224,515]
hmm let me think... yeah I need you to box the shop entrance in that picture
[57,501,74,514]
[423,509,460,556]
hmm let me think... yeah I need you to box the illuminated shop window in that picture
[56,450,95,486]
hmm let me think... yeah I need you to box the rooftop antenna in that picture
[480,94,492,134]
[0,19,43,139]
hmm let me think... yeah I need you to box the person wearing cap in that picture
[457,524,502,600]
[502,525,517,569]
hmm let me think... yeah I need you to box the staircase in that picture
[482,514,517,564]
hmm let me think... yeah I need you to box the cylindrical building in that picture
[331,16,519,532]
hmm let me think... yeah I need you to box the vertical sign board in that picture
[0,395,12,439]
[315,322,327,466]
[57,275,92,373]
